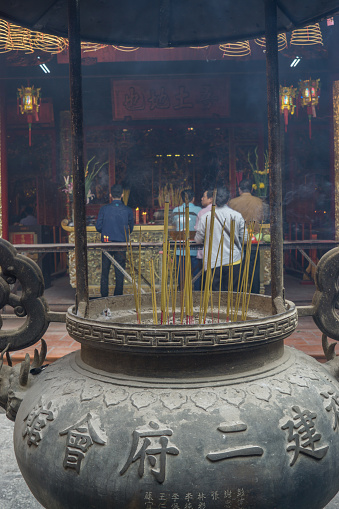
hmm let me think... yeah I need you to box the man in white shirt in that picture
[195,187,246,291]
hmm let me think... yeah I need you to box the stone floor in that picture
[0,411,42,509]
[0,273,339,507]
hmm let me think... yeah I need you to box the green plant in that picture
[248,147,269,198]
[62,157,108,203]
[85,156,108,203]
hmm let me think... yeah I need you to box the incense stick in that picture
[149,259,157,324]
[202,190,217,323]
[199,216,208,324]
[137,227,142,323]
[218,234,224,323]
[161,196,170,324]
[232,223,247,321]
[244,223,263,320]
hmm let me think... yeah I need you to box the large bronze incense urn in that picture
[1,0,339,507]
[1,239,339,508]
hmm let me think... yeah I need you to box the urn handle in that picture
[312,247,339,342]
[0,239,50,351]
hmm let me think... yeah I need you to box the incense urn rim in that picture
[65,294,297,354]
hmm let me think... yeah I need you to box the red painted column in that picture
[0,83,8,240]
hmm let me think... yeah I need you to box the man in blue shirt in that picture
[96,184,134,297]
[171,189,201,290]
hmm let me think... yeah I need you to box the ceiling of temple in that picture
[0,0,339,47]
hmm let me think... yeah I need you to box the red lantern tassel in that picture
[28,123,32,146]
[284,108,288,132]
[307,105,312,139]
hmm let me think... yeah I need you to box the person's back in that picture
[96,182,134,243]
[195,187,246,292]
[96,184,134,297]
[196,201,246,270]
[96,200,133,242]
[20,206,37,226]
[228,179,263,293]
[228,179,264,233]
[171,189,201,234]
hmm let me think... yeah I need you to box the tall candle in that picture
[142,212,147,224]
[136,207,139,224]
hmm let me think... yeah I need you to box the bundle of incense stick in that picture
[158,184,183,209]
[232,223,247,321]
[243,222,263,320]
[183,197,193,323]
[127,197,262,325]
[125,229,141,323]
[198,216,208,324]
[209,218,227,323]
[160,196,170,324]
[172,241,179,324]
[123,189,130,206]
[202,190,217,323]
[149,259,157,324]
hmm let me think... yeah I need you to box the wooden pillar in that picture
[265,0,284,312]
[68,0,89,315]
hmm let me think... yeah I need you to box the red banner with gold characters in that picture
[10,233,36,244]
[111,77,229,121]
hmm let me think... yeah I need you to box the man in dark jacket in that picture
[96,184,134,296]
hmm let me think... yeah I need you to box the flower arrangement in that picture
[248,147,269,198]
[62,157,108,204]
[62,175,73,196]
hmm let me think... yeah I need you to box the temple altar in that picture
[62,221,165,296]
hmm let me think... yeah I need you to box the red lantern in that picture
[298,78,320,139]
[17,85,41,146]
[279,85,296,132]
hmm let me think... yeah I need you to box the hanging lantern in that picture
[298,78,320,138]
[280,85,296,132]
[17,85,41,146]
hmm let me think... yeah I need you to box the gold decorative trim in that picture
[61,218,167,232]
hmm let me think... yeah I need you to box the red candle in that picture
[142,212,147,224]
[136,207,139,224]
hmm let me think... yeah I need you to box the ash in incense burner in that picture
[91,291,275,324]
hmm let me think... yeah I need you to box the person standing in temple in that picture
[195,187,246,292]
[194,188,214,288]
[19,205,38,226]
[228,178,265,293]
[96,184,134,297]
[171,188,201,290]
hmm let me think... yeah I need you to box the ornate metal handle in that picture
[0,239,49,351]
[312,247,339,341]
